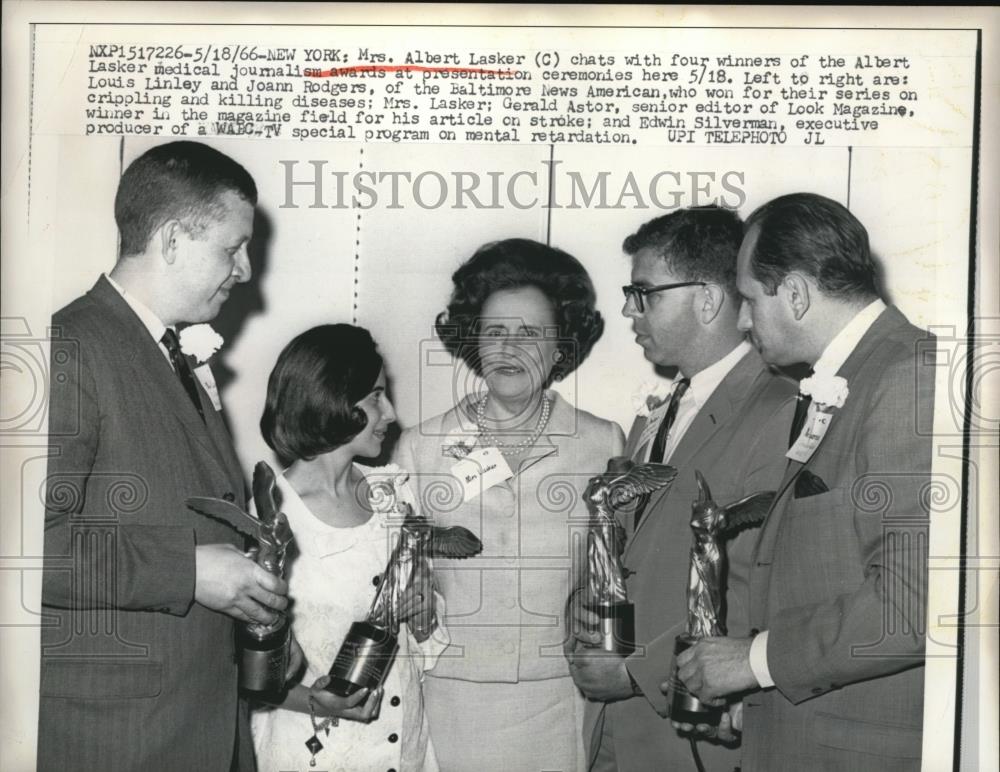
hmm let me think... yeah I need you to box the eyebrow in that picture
[482,322,541,330]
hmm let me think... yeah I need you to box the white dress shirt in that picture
[105,273,173,367]
[644,340,753,464]
[748,298,887,688]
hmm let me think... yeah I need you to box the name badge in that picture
[451,446,513,502]
[786,406,833,463]
[636,401,670,459]
[193,364,223,411]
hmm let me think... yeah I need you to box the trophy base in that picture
[326,621,399,697]
[238,622,290,694]
[667,634,723,726]
[588,601,635,656]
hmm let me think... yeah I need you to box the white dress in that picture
[252,464,443,772]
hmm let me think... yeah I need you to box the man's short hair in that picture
[115,141,258,256]
[622,205,744,296]
[744,193,879,300]
[260,324,383,464]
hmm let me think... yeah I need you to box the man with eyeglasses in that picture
[566,204,797,771]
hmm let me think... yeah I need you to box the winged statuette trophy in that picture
[584,457,678,654]
[666,470,775,725]
[326,503,483,696]
[187,461,294,693]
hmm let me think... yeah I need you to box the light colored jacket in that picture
[395,390,624,683]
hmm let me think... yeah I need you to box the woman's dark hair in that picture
[261,324,383,463]
[435,238,604,382]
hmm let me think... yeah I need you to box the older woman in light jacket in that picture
[395,239,624,772]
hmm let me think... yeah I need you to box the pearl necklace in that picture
[475,393,552,457]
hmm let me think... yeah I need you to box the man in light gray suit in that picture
[566,206,796,771]
[677,193,933,771]
[40,142,290,771]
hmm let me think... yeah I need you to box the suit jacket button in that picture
[750,628,760,636]
[223,492,235,502]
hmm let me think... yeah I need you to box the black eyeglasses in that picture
[622,282,706,313]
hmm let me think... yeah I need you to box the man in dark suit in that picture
[566,206,796,771]
[40,142,290,771]
[677,193,933,771]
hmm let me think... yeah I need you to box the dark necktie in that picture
[635,378,690,528]
[649,378,690,464]
[161,328,205,422]
[788,392,813,448]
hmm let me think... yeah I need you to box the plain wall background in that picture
[47,136,970,474]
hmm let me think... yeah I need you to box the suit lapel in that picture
[623,413,649,460]
[754,305,905,564]
[89,278,236,485]
[629,349,768,545]
[201,384,246,498]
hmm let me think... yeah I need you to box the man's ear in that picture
[158,220,184,265]
[780,272,811,321]
[696,283,727,325]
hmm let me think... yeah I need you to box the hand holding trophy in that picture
[583,456,677,654]
[665,471,774,725]
[325,502,482,697]
[187,461,294,693]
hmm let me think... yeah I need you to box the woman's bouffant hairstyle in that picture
[435,238,604,382]
[261,324,383,464]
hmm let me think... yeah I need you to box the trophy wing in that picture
[252,461,279,525]
[186,497,262,541]
[428,526,483,558]
[720,491,776,535]
[607,463,678,508]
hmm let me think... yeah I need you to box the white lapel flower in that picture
[800,373,849,409]
[444,438,476,460]
[179,324,224,364]
[443,427,477,460]
[632,380,673,417]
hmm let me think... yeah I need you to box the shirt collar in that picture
[105,273,168,345]
[813,298,887,376]
[679,340,753,408]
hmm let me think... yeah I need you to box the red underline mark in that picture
[304,64,519,78]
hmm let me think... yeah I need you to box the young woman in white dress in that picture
[251,324,444,772]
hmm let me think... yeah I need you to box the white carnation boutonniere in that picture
[800,373,849,410]
[787,373,848,463]
[178,324,224,411]
[632,380,673,418]
[179,324,224,364]
[443,428,477,460]
[444,438,476,460]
